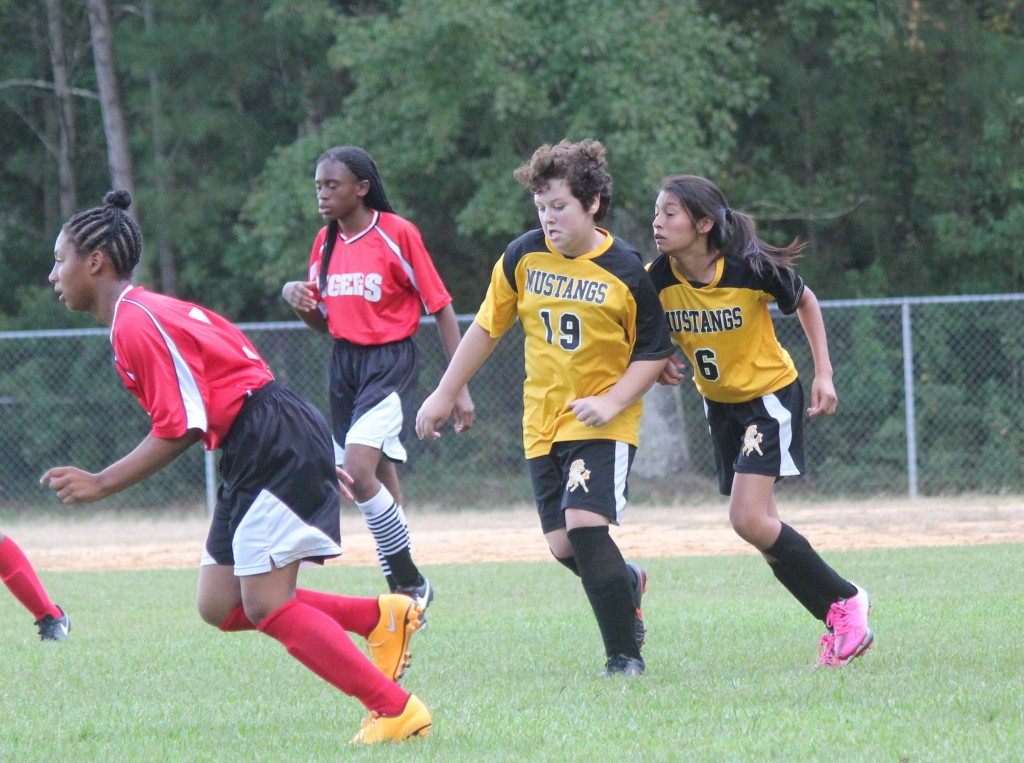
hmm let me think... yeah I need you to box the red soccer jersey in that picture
[109,286,274,450]
[306,210,453,345]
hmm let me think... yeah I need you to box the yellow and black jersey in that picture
[476,228,674,458]
[647,253,804,403]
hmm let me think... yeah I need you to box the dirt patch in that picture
[7,495,1023,572]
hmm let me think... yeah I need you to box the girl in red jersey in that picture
[41,191,431,744]
[647,174,873,667]
[282,146,475,613]
[0,530,69,641]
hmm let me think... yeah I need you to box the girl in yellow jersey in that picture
[417,140,674,677]
[648,175,874,667]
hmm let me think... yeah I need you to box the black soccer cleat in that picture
[600,653,645,677]
[35,606,71,642]
[395,576,434,624]
[627,562,647,651]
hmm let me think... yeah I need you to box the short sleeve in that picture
[474,254,520,338]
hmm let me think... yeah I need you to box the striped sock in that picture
[359,487,419,588]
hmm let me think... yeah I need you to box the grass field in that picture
[2,542,1022,762]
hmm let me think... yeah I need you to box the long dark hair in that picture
[658,175,804,276]
[63,190,143,277]
[316,146,394,294]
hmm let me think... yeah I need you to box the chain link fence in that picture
[1,294,1021,514]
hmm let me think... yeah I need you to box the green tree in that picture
[238,0,767,312]
[705,0,1024,297]
[0,0,347,326]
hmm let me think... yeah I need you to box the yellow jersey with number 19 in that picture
[646,253,803,404]
[476,228,674,458]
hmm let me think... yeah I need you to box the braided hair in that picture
[658,175,804,277]
[63,190,143,277]
[316,146,394,294]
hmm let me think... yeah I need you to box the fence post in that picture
[901,301,919,498]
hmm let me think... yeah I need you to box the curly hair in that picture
[514,139,613,221]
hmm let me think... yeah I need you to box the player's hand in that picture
[568,396,621,428]
[657,355,687,386]
[451,387,476,434]
[416,392,454,441]
[282,280,318,312]
[335,466,355,502]
[807,375,837,417]
[39,466,105,505]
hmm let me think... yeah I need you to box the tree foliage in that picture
[706,0,1024,296]
[0,0,1021,330]
[237,0,764,313]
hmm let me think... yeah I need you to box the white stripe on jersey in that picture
[374,223,426,308]
[122,298,209,435]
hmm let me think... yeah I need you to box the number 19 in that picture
[539,309,582,351]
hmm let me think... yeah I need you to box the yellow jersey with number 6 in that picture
[476,228,673,458]
[646,253,803,403]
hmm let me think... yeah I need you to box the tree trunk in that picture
[44,0,77,217]
[86,0,135,198]
[143,0,177,295]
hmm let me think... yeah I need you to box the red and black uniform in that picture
[110,285,341,572]
[306,210,452,462]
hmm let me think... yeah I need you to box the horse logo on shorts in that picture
[567,459,591,493]
[742,425,764,457]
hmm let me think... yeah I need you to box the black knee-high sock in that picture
[567,526,639,660]
[765,523,857,623]
[553,552,580,577]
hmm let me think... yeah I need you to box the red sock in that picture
[219,590,380,636]
[0,535,61,621]
[295,589,381,637]
[219,602,256,632]
[257,598,408,715]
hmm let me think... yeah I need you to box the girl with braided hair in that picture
[282,146,475,614]
[42,191,432,743]
[647,174,874,667]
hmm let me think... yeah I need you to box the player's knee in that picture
[240,591,292,627]
[729,513,767,547]
[346,470,379,498]
[196,597,230,628]
[544,527,572,559]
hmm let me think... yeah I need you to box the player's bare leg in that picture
[727,473,780,555]
[376,458,403,507]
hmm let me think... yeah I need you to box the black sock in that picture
[567,526,639,659]
[769,559,827,620]
[383,549,420,590]
[553,553,580,577]
[765,523,857,623]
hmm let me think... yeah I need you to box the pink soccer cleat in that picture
[818,584,874,667]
